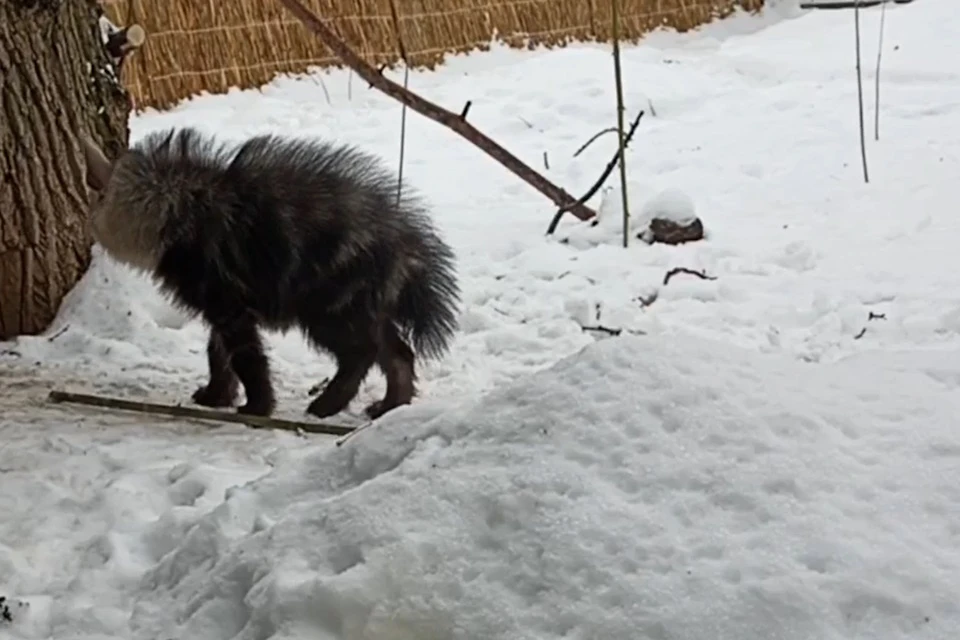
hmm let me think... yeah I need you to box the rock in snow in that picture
[642,188,704,244]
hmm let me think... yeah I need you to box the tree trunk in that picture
[0,0,130,340]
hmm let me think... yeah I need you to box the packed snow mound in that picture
[128,334,960,640]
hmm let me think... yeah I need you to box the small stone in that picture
[638,187,704,245]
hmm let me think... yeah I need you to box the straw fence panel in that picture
[101,0,764,111]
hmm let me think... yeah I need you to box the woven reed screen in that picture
[101,0,764,111]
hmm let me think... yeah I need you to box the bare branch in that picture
[276,0,594,221]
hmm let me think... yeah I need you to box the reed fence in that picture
[101,0,765,111]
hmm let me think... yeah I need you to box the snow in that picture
[123,335,960,640]
[640,187,699,226]
[2,0,960,638]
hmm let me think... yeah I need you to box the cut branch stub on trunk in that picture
[275,0,595,222]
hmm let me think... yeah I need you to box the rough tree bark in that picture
[0,0,130,340]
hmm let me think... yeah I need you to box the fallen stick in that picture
[47,390,356,436]
[276,0,594,222]
[662,267,716,285]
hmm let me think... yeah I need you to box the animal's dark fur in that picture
[84,126,460,419]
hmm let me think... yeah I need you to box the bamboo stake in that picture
[388,0,410,205]
[874,0,888,140]
[611,0,631,248]
[854,0,870,183]
[47,390,357,436]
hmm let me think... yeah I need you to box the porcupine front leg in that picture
[192,328,240,408]
[202,315,276,416]
[364,321,416,419]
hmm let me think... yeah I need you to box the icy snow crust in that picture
[2,0,960,638]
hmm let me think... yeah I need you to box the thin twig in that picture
[335,419,380,447]
[307,376,330,396]
[663,267,716,286]
[47,390,355,436]
[854,0,870,183]
[611,0,630,248]
[874,0,887,140]
[47,324,70,342]
[546,110,644,235]
[388,0,409,205]
[315,75,332,105]
[573,127,617,158]
[397,65,410,204]
[276,0,595,221]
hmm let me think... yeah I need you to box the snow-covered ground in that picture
[2,0,959,637]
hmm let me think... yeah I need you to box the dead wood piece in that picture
[276,0,593,222]
[662,267,717,286]
[47,390,355,436]
[546,110,645,235]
